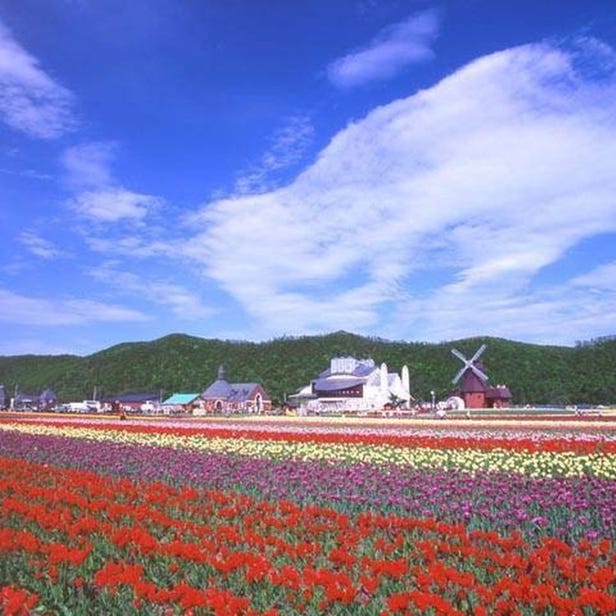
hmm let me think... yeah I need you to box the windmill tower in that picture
[451,344,512,409]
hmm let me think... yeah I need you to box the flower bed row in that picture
[2,420,615,479]
[5,415,616,453]
[1,416,615,615]
[1,455,615,615]
[1,428,614,544]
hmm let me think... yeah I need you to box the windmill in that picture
[451,344,512,409]
[452,344,488,385]
[451,344,490,409]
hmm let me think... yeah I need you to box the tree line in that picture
[1,331,614,406]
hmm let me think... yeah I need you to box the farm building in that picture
[161,393,201,414]
[11,388,57,411]
[292,356,412,414]
[105,392,161,412]
[201,365,271,414]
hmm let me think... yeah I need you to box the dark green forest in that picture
[0,331,614,406]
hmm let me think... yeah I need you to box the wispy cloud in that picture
[0,288,149,326]
[89,262,214,320]
[62,141,117,189]
[70,188,162,222]
[184,37,616,345]
[19,231,65,259]
[327,9,440,88]
[62,141,163,222]
[0,338,84,356]
[0,167,53,181]
[571,261,616,290]
[234,114,315,194]
[0,19,76,138]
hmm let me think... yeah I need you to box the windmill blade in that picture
[470,344,487,363]
[452,345,488,384]
[451,348,471,384]
[452,365,468,385]
[451,348,468,363]
[470,364,489,382]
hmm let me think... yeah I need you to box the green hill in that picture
[1,332,615,406]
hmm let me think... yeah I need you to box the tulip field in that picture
[1,414,615,615]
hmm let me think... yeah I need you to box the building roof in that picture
[201,364,270,402]
[319,359,375,379]
[486,385,512,399]
[227,384,261,402]
[458,359,490,393]
[202,380,266,402]
[163,393,200,405]
[201,379,232,399]
[105,392,159,403]
[314,377,365,391]
[39,388,57,401]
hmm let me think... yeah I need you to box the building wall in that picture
[313,384,363,398]
[487,397,509,409]
[464,392,486,409]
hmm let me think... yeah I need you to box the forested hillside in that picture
[1,332,614,406]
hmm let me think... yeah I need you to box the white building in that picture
[292,356,412,414]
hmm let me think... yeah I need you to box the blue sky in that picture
[1,0,615,356]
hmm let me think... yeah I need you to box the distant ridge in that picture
[0,332,614,406]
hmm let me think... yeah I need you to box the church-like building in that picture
[291,356,412,414]
[200,365,272,414]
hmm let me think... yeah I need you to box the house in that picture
[161,393,201,415]
[38,388,58,411]
[104,392,161,413]
[201,365,271,414]
[11,392,38,411]
[292,356,412,414]
[10,388,57,411]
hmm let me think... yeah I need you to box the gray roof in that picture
[39,388,57,402]
[314,377,365,391]
[105,392,159,403]
[227,384,261,402]
[14,393,37,403]
[202,380,262,402]
[201,379,232,399]
[487,385,512,399]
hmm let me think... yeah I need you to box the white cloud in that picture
[61,141,164,223]
[571,261,616,290]
[390,283,616,347]
[71,188,162,222]
[235,114,315,194]
[83,234,173,258]
[62,142,117,188]
[327,9,440,88]
[0,288,149,326]
[19,231,64,259]
[184,37,616,345]
[89,262,214,320]
[0,19,76,138]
